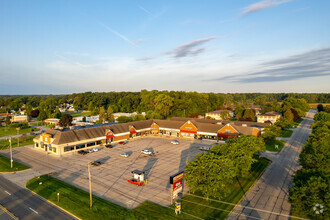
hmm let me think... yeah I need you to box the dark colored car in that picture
[91,161,102,166]
[78,150,88,155]
[105,144,114,148]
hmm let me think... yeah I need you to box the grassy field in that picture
[26,157,269,219]
[280,129,293,138]
[67,111,93,117]
[265,139,285,152]
[0,127,37,137]
[0,135,37,150]
[0,154,30,172]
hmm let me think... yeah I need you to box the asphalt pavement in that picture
[0,175,76,220]
[228,110,315,220]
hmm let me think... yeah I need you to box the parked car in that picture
[105,144,114,148]
[78,150,88,155]
[118,141,127,145]
[88,148,94,153]
[141,149,153,155]
[120,152,130,158]
[91,161,102,166]
[171,140,180,145]
[93,148,99,152]
[199,146,211,151]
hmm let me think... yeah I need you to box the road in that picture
[0,175,76,220]
[228,110,315,220]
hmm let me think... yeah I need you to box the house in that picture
[10,115,28,123]
[257,111,281,123]
[205,110,234,120]
[44,118,60,125]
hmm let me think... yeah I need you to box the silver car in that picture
[141,149,153,155]
[120,152,130,158]
[171,140,180,145]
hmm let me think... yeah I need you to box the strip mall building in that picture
[33,117,269,156]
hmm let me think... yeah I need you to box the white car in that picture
[93,148,99,152]
[171,140,180,145]
[141,149,153,155]
[88,148,94,153]
[199,146,211,151]
[120,152,129,158]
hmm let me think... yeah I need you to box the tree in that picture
[88,101,94,112]
[262,125,281,142]
[284,109,294,122]
[5,116,11,125]
[117,116,133,123]
[98,107,106,123]
[185,152,237,199]
[25,104,32,116]
[314,112,330,122]
[107,106,114,122]
[325,105,330,113]
[242,109,255,121]
[82,116,86,122]
[211,136,265,176]
[133,114,145,121]
[154,94,174,118]
[274,117,291,130]
[289,171,329,219]
[37,110,48,121]
[59,114,73,127]
[317,104,324,112]
[30,109,40,117]
[53,107,61,119]
[221,110,231,120]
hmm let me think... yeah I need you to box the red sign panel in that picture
[180,130,197,134]
[106,135,114,139]
[173,179,183,191]
[130,129,136,134]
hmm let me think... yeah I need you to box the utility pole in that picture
[9,137,13,168]
[88,162,92,208]
[16,127,20,147]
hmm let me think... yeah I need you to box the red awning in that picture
[217,133,238,138]
[130,130,136,134]
[180,130,197,134]
[106,135,114,139]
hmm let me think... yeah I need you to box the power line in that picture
[185,193,308,220]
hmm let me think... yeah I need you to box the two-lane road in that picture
[0,175,76,220]
[228,110,315,220]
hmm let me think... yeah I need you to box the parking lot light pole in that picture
[88,162,92,208]
[16,127,20,147]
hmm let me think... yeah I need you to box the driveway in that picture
[228,110,315,220]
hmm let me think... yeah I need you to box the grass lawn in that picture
[68,111,93,117]
[26,157,269,220]
[0,135,37,150]
[265,139,285,152]
[0,127,37,137]
[290,118,303,128]
[0,154,30,172]
[280,129,293,138]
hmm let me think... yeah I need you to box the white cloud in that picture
[242,0,292,16]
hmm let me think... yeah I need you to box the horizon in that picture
[1,0,330,94]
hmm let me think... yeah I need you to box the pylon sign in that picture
[170,171,184,204]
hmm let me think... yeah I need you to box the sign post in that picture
[170,171,184,205]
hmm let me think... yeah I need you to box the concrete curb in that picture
[0,204,18,220]
[24,177,81,220]
[226,157,272,219]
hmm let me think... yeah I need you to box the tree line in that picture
[288,110,329,219]
[0,91,328,121]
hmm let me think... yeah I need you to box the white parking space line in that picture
[29,207,38,214]
[4,191,11,195]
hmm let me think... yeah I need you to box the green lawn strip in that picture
[177,157,270,220]
[265,139,285,152]
[0,127,37,137]
[280,129,293,138]
[0,154,30,172]
[26,175,187,219]
[68,112,92,117]
[0,135,37,150]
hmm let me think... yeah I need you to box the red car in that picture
[118,141,126,145]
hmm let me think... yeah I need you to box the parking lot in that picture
[0,137,215,209]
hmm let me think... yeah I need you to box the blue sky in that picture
[0,0,329,94]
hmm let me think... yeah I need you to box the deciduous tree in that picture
[59,114,73,127]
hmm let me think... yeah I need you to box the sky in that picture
[0,0,329,94]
